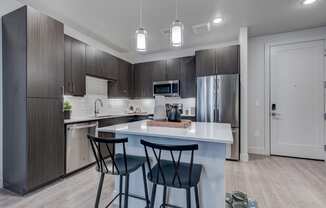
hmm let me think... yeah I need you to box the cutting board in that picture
[146,120,192,128]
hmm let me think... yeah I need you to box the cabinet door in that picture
[27,98,64,190]
[180,56,196,98]
[86,45,102,77]
[216,45,239,74]
[103,53,118,80]
[71,37,86,96]
[195,49,216,77]
[151,60,166,82]
[134,63,147,98]
[118,59,131,97]
[27,8,64,98]
[64,36,73,95]
[166,58,181,80]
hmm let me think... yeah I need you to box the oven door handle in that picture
[67,124,98,131]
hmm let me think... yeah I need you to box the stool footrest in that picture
[105,192,150,208]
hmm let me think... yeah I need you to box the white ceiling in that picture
[6,0,326,56]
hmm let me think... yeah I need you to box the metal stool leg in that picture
[162,186,167,208]
[194,186,200,208]
[119,175,123,208]
[124,174,130,208]
[95,173,105,208]
[150,184,157,208]
[142,165,150,208]
[186,188,191,208]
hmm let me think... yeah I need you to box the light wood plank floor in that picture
[1,156,326,208]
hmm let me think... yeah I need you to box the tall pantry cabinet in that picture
[2,6,65,194]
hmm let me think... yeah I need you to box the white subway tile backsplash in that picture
[64,76,196,118]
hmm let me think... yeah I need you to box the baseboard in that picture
[248,146,267,155]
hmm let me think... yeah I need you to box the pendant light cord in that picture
[139,0,143,28]
[175,0,178,20]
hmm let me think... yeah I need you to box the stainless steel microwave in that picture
[153,80,180,97]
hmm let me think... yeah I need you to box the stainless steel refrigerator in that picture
[196,74,240,160]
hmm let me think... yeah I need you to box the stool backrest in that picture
[88,134,128,175]
[140,139,198,188]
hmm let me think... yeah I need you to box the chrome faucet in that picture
[94,98,103,117]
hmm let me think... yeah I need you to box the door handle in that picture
[271,112,281,116]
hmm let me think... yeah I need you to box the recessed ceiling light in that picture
[213,17,223,24]
[302,0,317,5]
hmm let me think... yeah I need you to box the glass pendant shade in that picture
[135,27,147,52]
[170,20,183,47]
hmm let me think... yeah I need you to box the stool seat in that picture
[97,154,147,175]
[148,160,202,188]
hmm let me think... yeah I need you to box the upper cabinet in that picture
[108,58,132,98]
[64,35,86,96]
[180,56,196,98]
[195,45,240,77]
[216,45,239,74]
[27,7,64,98]
[195,49,216,77]
[166,58,181,80]
[85,46,118,80]
[133,62,153,98]
[133,58,196,98]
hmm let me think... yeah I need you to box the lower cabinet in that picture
[27,98,65,190]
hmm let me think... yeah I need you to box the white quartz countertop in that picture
[97,120,233,144]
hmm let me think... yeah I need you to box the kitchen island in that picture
[97,120,233,208]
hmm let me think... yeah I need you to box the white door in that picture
[270,40,325,160]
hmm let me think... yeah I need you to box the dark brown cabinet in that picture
[166,58,181,80]
[134,62,152,98]
[195,49,216,77]
[108,59,131,98]
[64,35,86,96]
[195,45,240,76]
[133,60,166,98]
[133,58,196,98]
[180,56,196,98]
[216,45,239,74]
[103,52,118,80]
[27,98,64,190]
[86,46,118,80]
[2,6,65,194]
[26,7,64,98]
[86,45,102,77]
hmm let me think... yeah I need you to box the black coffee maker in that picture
[165,103,183,122]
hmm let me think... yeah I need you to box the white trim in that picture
[240,153,249,162]
[248,147,267,155]
[264,37,326,156]
[239,27,249,162]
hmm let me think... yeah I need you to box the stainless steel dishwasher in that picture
[66,121,98,174]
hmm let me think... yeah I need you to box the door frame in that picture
[264,38,326,157]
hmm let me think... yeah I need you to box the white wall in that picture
[248,26,326,155]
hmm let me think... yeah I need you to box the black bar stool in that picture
[140,140,202,208]
[88,135,150,208]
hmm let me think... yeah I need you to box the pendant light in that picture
[135,0,148,52]
[170,0,184,47]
